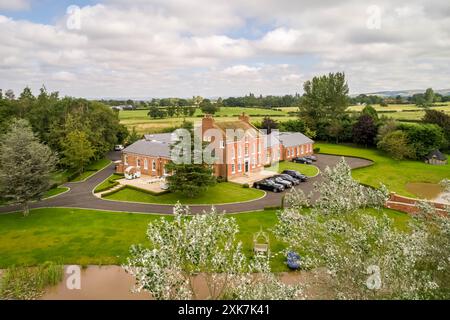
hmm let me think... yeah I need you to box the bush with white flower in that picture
[124,203,303,300]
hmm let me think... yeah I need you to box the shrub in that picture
[216,176,227,183]
[398,123,445,159]
[313,147,320,153]
[242,183,249,188]
[377,130,415,160]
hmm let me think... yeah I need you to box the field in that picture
[316,143,449,197]
[119,103,450,134]
[0,207,410,271]
[103,182,265,205]
[347,102,450,121]
[119,107,296,134]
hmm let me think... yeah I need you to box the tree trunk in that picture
[22,202,29,217]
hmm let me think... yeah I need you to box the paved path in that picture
[0,153,372,215]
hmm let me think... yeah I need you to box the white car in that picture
[114,144,124,151]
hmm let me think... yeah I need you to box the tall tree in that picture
[61,130,95,174]
[352,114,377,146]
[199,99,219,115]
[0,119,57,216]
[260,116,278,134]
[299,72,349,125]
[423,88,435,107]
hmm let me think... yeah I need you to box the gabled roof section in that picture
[123,139,171,158]
[426,149,447,161]
[278,132,314,147]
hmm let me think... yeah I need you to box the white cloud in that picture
[0,0,450,97]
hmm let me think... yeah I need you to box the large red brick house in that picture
[116,113,314,180]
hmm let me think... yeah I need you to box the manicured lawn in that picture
[42,187,69,199]
[103,182,266,205]
[0,207,409,271]
[267,161,319,177]
[316,143,450,197]
[94,174,123,193]
[69,158,112,182]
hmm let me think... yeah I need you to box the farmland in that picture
[118,103,450,134]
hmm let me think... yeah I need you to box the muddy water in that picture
[405,182,444,200]
[41,265,152,300]
[40,265,326,300]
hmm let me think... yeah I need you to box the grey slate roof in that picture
[123,139,171,158]
[278,132,314,147]
[144,133,175,144]
[426,149,447,161]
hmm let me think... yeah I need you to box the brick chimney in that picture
[202,114,215,132]
[238,112,250,123]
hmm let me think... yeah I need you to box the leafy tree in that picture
[326,120,344,144]
[0,119,57,215]
[166,105,177,117]
[423,109,450,149]
[165,128,216,198]
[361,105,378,120]
[199,99,220,115]
[278,119,306,133]
[61,130,95,174]
[377,130,414,160]
[4,89,15,100]
[352,114,377,146]
[127,127,141,145]
[423,88,435,107]
[260,116,278,134]
[148,105,166,119]
[398,123,445,159]
[299,72,349,124]
[125,204,302,300]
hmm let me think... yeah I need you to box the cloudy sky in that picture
[1,0,449,98]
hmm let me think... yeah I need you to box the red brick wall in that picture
[385,193,448,215]
[117,153,170,177]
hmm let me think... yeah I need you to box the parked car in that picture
[253,179,285,192]
[268,176,293,188]
[292,157,312,164]
[114,144,124,151]
[279,173,301,185]
[282,170,308,182]
[305,155,317,162]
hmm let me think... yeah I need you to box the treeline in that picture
[350,88,450,107]
[222,93,302,108]
[0,87,128,173]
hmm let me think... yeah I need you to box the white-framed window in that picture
[238,162,242,172]
[152,159,156,171]
[231,145,235,159]
[231,163,235,174]
[124,155,128,165]
[252,156,256,168]
[301,145,304,154]
[245,144,249,156]
[238,144,242,158]
[137,158,141,167]
[144,159,148,170]
[220,140,225,149]
[251,143,255,154]
[287,149,290,157]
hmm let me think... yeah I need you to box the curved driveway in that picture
[0,153,372,215]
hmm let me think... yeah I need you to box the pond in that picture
[405,182,444,200]
[39,265,327,300]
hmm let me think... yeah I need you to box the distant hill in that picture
[361,89,450,97]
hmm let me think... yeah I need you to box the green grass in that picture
[0,207,410,271]
[69,158,112,182]
[316,143,450,197]
[0,262,63,300]
[94,174,123,193]
[104,182,265,205]
[267,161,319,177]
[42,187,69,199]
